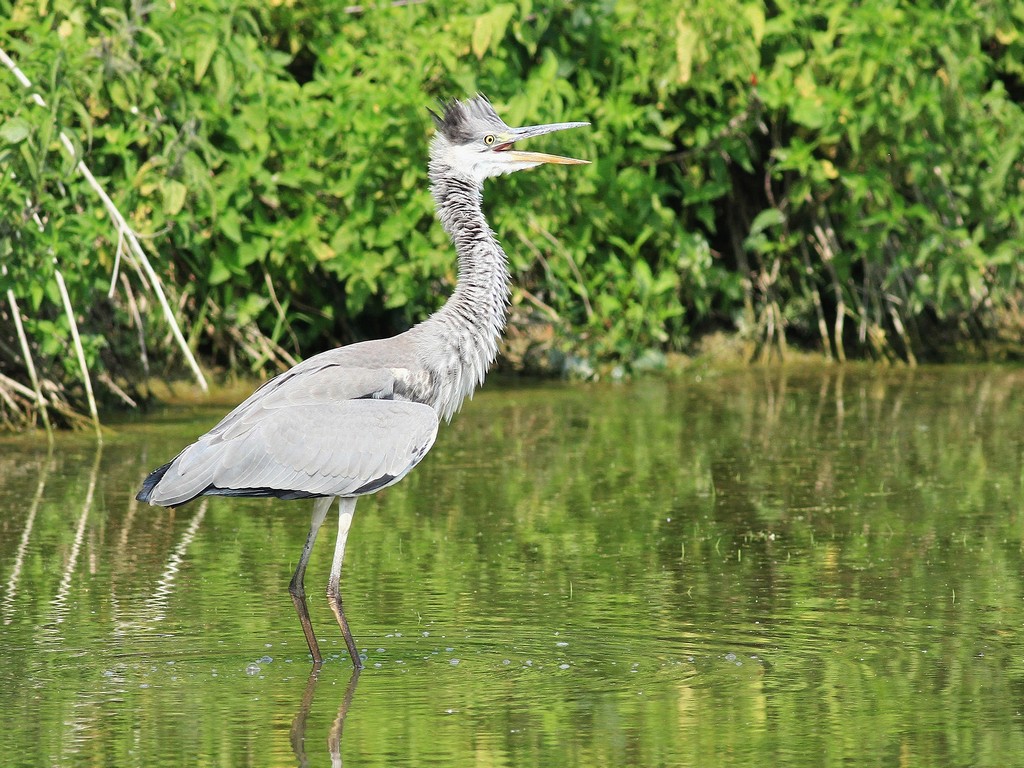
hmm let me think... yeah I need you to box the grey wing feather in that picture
[218,399,437,493]
[142,365,439,507]
[209,365,398,442]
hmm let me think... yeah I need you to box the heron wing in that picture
[142,365,439,506]
[205,364,400,442]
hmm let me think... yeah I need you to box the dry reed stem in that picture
[54,267,102,437]
[6,286,52,433]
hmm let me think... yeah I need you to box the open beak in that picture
[495,121,590,165]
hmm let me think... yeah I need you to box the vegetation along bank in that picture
[1,0,1021,429]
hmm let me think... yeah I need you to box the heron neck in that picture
[419,161,511,420]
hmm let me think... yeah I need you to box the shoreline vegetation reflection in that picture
[1,366,1023,766]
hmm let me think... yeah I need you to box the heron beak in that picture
[496,121,590,165]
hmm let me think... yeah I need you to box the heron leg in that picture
[326,496,362,669]
[289,496,333,664]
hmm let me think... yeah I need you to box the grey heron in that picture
[137,95,589,668]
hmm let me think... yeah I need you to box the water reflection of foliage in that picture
[1,369,1023,765]
[351,368,1024,763]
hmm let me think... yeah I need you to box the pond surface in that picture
[2,366,1023,767]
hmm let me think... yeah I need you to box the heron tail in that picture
[136,460,173,504]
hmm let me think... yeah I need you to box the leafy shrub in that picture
[0,0,1021,427]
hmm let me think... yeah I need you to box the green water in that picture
[2,367,1023,767]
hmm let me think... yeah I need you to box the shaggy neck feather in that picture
[415,155,511,420]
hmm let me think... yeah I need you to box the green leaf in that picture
[208,259,232,286]
[472,4,516,59]
[218,209,243,243]
[675,12,699,84]
[194,36,218,84]
[310,240,335,263]
[749,208,785,236]
[634,134,676,153]
[213,56,233,103]
[774,48,805,68]
[162,180,188,215]
[743,4,766,47]
[1,118,31,144]
[791,96,827,129]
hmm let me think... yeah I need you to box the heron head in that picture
[428,94,589,182]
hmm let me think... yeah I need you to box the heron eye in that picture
[483,135,495,145]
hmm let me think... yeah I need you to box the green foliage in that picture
[0,0,1022,425]
[752,0,1024,360]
